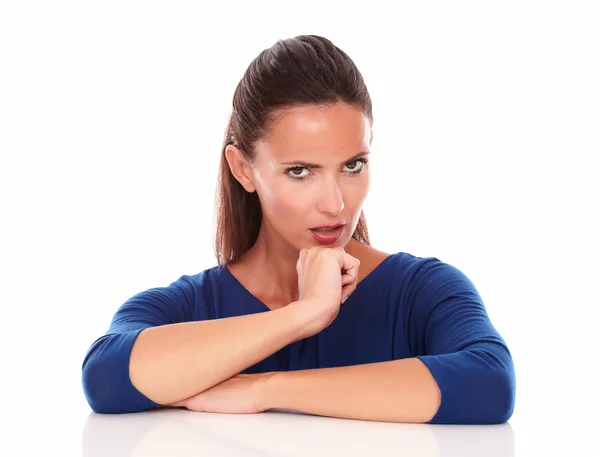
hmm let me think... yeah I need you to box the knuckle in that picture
[311,247,324,257]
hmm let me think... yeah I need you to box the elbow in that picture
[81,333,152,414]
[456,367,516,425]
[469,363,516,424]
[82,351,124,414]
[436,367,515,425]
[468,346,516,424]
[479,346,516,424]
[82,362,108,413]
[497,370,517,423]
[421,347,516,425]
[490,368,516,423]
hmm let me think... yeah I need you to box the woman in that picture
[82,35,515,424]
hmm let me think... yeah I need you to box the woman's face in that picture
[230,102,372,250]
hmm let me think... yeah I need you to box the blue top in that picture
[82,251,516,424]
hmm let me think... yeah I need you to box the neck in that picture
[243,222,302,305]
[241,221,360,307]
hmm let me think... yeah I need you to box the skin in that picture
[225,102,384,309]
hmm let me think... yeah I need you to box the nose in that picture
[317,177,344,216]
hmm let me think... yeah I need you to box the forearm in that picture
[264,358,441,423]
[130,303,306,405]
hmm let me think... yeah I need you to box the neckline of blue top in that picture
[217,252,399,312]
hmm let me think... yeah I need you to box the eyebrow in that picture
[280,151,370,168]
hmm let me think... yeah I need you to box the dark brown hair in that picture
[214,35,373,265]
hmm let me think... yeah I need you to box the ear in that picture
[225,145,256,193]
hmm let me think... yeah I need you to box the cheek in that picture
[346,176,371,206]
[260,182,310,219]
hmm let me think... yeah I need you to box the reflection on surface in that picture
[82,409,515,457]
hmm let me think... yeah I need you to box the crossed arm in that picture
[170,357,441,424]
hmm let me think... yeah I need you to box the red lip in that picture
[310,225,345,245]
[310,223,346,230]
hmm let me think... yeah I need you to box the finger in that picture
[341,282,357,303]
[299,248,308,262]
[296,248,308,271]
[305,248,313,265]
[341,273,355,286]
[340,253,360,281]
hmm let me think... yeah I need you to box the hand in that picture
[167,373,273,414]
[293,246,360,339]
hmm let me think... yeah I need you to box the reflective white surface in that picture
[82,409,515,457]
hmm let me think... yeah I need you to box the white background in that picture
[1,1,598,455]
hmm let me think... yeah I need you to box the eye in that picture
[286,167,310,180]
[343,158,368,174]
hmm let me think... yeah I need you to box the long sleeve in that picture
[81,275,196,413]
[401,258,516,424]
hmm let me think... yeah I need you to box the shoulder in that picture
[109,263,241,330]
[367,247,440,279]
[381,251,487,330]
[124,264,229,310]
[381,249,463,277]
[168,263,232,300]
[372,249,478,297]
